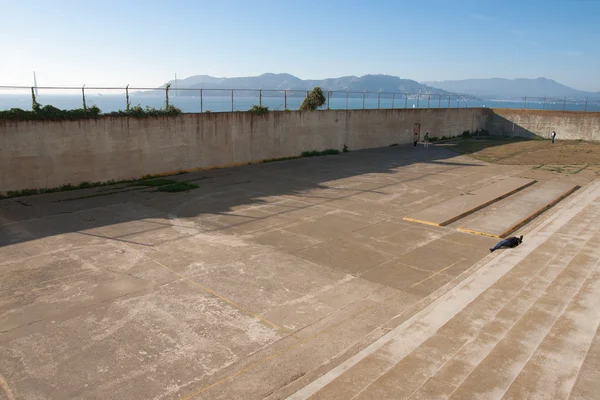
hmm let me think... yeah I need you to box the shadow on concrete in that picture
[486,112,545,139]
[0,144,491,249]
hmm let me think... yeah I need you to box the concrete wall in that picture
[0,108,486,193]
[488,109,600,141]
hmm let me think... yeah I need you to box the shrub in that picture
[301,148,340,157]
[156,182,199,193]
[299,87,326,111]
[0,105,101,121]
[106,104,181,118]
[249,105,269,115]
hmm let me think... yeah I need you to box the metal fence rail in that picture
[0,85,598,113]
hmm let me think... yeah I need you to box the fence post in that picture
[524,96,527,109]
[82,84,87,110]
[231,88,234,112]
[259,89,262,106]
[200,89,203,112]
[417,94,420,108]
[392,93,395,109]
[284,90,287,110]
[404,93,408,108]
[346,91,349,110]
[362,91,365,110]
[126,84,130,111]
[457,96,460,108]
[31,87,37,110]
[327,91,331,109]
[563,96,566,111]
[165,84,170,108]
[377,92,381,109]
[584,97,588,112]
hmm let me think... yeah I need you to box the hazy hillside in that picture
[423,77,600,99]
[161,73,461,97]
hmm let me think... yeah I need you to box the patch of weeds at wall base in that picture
[261,148,342,163]
[301,149,341,157]
[155,182,199,193]
[0,173,190,200]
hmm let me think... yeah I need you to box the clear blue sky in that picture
[1,0,599,91]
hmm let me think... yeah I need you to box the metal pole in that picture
[200,89,203,112]
[524,96,527,109]
[231,88,234,112]
[457,96,460,108]
[584,97,588,112]
[543,97,546,110]
[438,95,441,108]
[448,95,450,108]
[377,92,381,109]
[392,93,395,109]
[126,84,130,111]
[259,89,262,106]
[417,94,420,108]
[346,91,348,110]
[82,84,86,110]
[165,84,170,108]
[405,93,408,108]
[362,91,365,109]
[427,94,431,108]
[563,96,566,111]
[284,90,287,110]
[327,91,331,109]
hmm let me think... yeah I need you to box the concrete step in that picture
[457,180,579,238]
[285,180,600,400]
[404,177,535,227]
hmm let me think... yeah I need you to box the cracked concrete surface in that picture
[1,144,597,399]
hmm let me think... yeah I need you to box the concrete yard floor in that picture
[1,144,598,400]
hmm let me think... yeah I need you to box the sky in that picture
[1,0,599,91]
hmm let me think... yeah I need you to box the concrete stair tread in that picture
[285,180,600,400]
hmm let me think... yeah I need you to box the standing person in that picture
[413,131,419,148]
[551,130,556,144]
[424,132,430,148]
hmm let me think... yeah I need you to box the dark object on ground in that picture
[490,235,523,253]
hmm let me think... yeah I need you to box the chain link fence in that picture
[1,85,599,113]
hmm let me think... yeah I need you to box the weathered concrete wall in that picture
[488,109,600,141]
[0,108,487,192]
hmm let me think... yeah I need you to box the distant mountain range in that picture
[423,78,600,100]
[158,73,466,98]
[154,73,599,100]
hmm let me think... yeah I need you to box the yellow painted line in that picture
[179,298,384,400]
[152,260,292,336]
[409,258,466,289]
[0,375,15,400]
[402,217,441,227]
[456,227,501,239]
